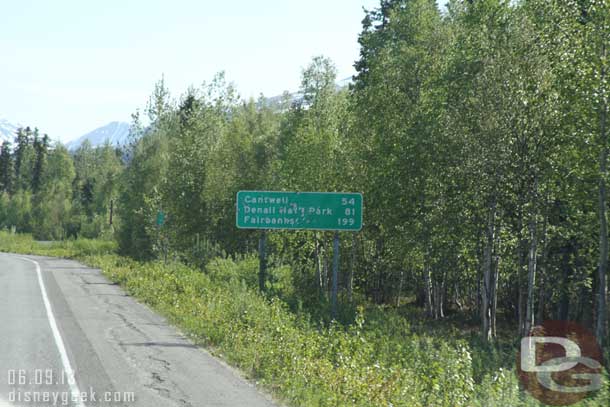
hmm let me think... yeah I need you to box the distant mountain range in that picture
[66,121,130,151]
[0,117,20,144]
[2,77,353,151]
[64,78,352,150]
[1,117,131,151]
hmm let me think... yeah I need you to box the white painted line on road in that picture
[19,257,86,407]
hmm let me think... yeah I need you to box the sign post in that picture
[332,231,340,320]
[109,199,114,226]
[236,191,363,319]
[259,230,267,293]
[156,210,167,264]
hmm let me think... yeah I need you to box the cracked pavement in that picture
[0,254,277,407]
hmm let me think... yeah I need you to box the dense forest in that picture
[1,0,609,355]
[0,128,122,240]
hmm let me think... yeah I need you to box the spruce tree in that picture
[0,141,13,193]
[32,132,50,193]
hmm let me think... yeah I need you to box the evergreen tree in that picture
[0,141,13,193]
[13,127,29,191]
[32,132,50,193]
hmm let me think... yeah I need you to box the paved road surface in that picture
[0,253,277,407]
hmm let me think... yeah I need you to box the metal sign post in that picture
[259,230,267,293]
[109,199,114,226]
[332,231,340,320]
[156,210,167,264]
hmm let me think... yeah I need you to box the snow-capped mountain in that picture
[66,121,130,151]
[21,77,353,150]
[0,117,20,144]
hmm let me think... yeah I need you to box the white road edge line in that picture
[20,257,86,407]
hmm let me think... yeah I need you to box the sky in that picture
[0,0,445,143]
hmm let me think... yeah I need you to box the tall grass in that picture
[0,231,116,257]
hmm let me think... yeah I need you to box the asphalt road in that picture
[0,253,277,407]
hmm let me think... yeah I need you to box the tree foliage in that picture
[2,0,609,369]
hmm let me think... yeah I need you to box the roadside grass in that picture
[0,232,116,257]
[1,231,608,406]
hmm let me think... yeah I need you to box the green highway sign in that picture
[156,211,166,227]
[236,191,363,231]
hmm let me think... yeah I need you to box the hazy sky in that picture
[1,0,445,142]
